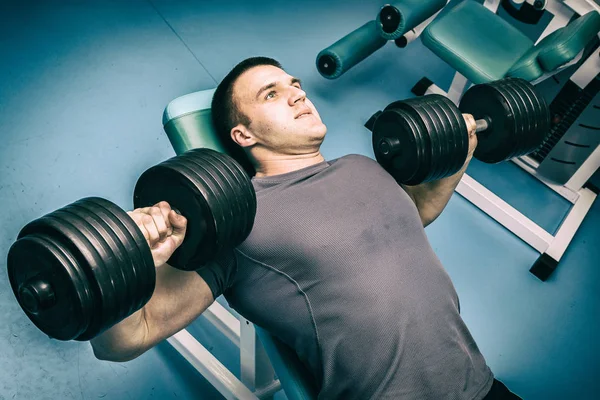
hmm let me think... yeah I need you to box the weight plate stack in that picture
[133,148,257,270]
[71,197,156,340]
[7,197,154,341]
[428,95,469,179]
[399,97,445,182]
[372,104,431,185]
[459,81,519,163]
[508,78,551,155]
[8,232,94,341]
[493,79,528,160]
[196,149,256,248]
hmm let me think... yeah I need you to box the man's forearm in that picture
[403,160,470,226]
[90,307,149,362]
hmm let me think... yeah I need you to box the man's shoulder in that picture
[334,153,378,165]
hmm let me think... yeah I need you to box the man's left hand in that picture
[462,113,478,165]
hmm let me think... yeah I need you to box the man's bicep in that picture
[143,264,215,347]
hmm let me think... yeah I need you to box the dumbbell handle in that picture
[377,114,492,159]
[474,117,490,133]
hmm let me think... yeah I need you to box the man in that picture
[91,57,521,399]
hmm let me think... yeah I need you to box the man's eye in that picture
[265,91,276,100]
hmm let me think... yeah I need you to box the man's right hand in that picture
[127,201,187,268]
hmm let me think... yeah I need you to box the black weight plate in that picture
[183,152,243,248]
[490,80,525,160]
[459,84,516,163]
[68,202,137,323]
[197,149,253,245]
[74,199,145,319]
[201,149,257,242]
[504,78,539,154]
[51,208,122,340]
[19,212,115,340]
[491,81,523,160]
[17,215,105,340]
[517,79,547,153]
[394,100,438,182]
[134,163,216,270]
[175,156,232,256]
[431,96,458,179]
[373,108,422,184]
[157,159,222,267]
[200,149,257,217]
[415,96,455,180]
[372,109,412,175]
[494,79,529,160]
[384,101,432,184]
[7,233,93,340]
[394,106,431,185]
[506,78,547,158]
[402,107,432,184]
[86,198,155,311]
[185,152,246,249]
[511,79,550,153]
[436,95,469,176]
[502,79,536,158]
[195,149,254,245]
[434,96,468,176]
[406,98,443,182]
[528,81,551,151]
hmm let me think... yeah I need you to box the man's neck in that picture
[254,152,325,178]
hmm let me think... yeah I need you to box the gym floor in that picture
[0,0,598,399]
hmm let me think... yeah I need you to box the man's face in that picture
[231,65,327,155]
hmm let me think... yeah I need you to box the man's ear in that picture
[231,124,256,148]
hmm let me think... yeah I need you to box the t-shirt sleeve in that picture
[195,249,238,299]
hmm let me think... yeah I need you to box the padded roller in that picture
[316,20,387,79]
[376,0,447,40]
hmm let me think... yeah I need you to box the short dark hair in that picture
[211,56,283,175]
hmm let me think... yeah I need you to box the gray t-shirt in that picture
[198,154,494,400]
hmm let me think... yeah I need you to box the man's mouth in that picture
[295,110,312,119]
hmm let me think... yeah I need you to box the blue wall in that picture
[0,0,598,398]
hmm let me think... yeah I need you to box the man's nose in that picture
[289,87,306,105]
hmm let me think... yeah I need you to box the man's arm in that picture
[90,201,215,362]
[402,114,478,227]
[90,264,215,362]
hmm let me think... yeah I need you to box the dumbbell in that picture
[370,77,551,185]
[6,148,256,341]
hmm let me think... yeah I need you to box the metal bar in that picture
[569,46,600,91]
[511,156,581,204]
[546,187,597,261]
[561,0,599,16]
[475,119,490,132]
[565,144,600,193]
[240,317,278,398]
[456,174,554,253]
[447,73,470,104]
[167,329,259,400]
[424,82,448,96]
[203,300,241,347]
[482,0,502,13]
[254,381,283,399]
